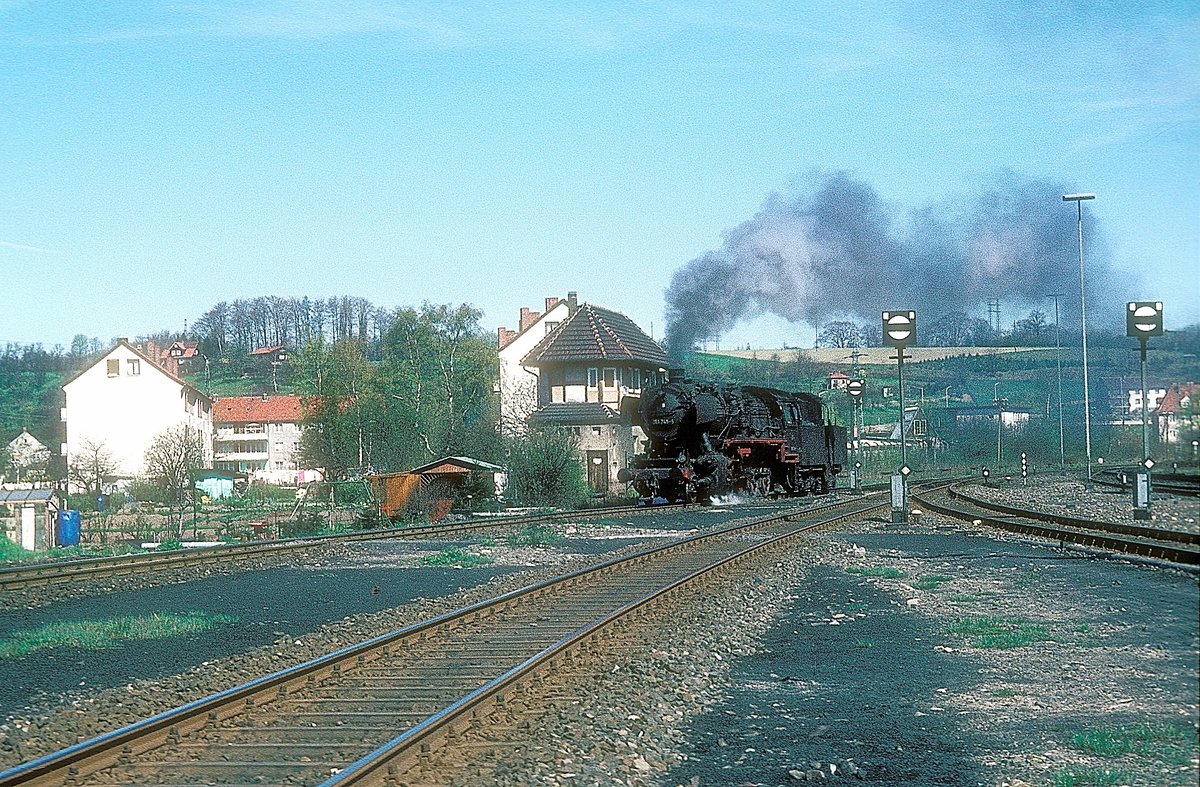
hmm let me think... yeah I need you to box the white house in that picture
[497,293,573,433]
[62,338,213,488]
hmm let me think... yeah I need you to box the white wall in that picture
[498,301,571,432]
[64,344,213,483]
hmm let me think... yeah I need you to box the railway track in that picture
[0,501,691,594]
[913,482,1200,567]
[0,492,888,787]
[1093,468,1200,497]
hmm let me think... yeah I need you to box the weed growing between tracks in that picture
[944,615,1054,649]
[422,547,495,568]
[845,565,906,579]
[0,611,239,658]
[505,525,565,547]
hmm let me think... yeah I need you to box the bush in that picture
[127,479,168,505]
[279,509,326,538]
[505,428,589,509]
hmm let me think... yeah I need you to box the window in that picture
[106,359,119,377]
[570,426,581,436]
[602,368,616,388]
[587,368,598,387]
[630,368,642,390]
[544,321,559,334]
[592,426,603,436]
[127,359,140,376]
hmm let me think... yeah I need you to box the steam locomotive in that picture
[620,380,847,504]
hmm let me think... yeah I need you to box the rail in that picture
[913,483,1199,567]
[0,493,887,787]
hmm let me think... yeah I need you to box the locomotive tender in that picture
[621,379,847,504]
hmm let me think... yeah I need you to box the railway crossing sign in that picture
[1020,452,1028,485]
[1143,457,1155,470]
[1126,301,1164,338]
[882,310,917,349]
[846,379,865,398]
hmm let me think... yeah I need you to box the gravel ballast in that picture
[2,485,1195,785]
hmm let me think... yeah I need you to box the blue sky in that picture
[2,1,1197,349]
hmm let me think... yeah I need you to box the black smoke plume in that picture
[664,171,1127,357]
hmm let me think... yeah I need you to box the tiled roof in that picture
[522,303,667,366]
[529,403,621,425]
[1157,383,1198,414]
[159,341,199,361]
[250,345,286,356]
[214,395,305,424]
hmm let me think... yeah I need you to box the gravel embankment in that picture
[5,490,1194,785]
[0,513,744,770]
[968,473,1199,534]
[408,506,1198,787]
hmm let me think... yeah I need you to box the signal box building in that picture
[516,296,668,494]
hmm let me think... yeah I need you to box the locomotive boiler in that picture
[621,380,847,504]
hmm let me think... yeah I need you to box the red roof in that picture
[159,341,198,361]
[1157,383,1198,415]
[213,395,305,424]
[828,372,851,379]
[250,345,286,356]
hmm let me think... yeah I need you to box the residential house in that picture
[497,294,573,432]
[827,372,850,390]
[157,340,201,378]
[1155,383,1198,445]
[212,394,307,484]
[62,339,213,490]
[4,429,51,481]
[519,297,669,494]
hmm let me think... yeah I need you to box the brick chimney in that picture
[519,307,542,332]
[545,296,561,312]
[497,327,518,349]
[566,291,578,312]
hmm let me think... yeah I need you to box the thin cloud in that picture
[0,240,61,254]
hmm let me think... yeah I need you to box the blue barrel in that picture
[56,510,81,547]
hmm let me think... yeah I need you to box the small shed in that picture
[0,486,60,551]
[194,469,245,500]
[369,457,506,521]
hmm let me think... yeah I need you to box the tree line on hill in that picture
[816,311,1200,352]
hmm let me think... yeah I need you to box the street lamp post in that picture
[1048,293,1066,468]
[1063,193,1096,482]
[994,382,1003,468]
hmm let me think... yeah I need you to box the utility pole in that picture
[1048,293,1066,467]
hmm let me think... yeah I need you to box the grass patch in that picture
[912,574,952,591]
[506,526,564,547]
[846,565,907,579]
[990,688,1020,697]
[0,611,239,659]
[944,616,1054,649]
[1013,570,1038,588]
[474,537,498,547]
[854,638,874,649]
[0,536,37,563]
[846,602,868,612]
[1050,766,1138,787]
[422,547,495,568]
[1071,723,1194,765]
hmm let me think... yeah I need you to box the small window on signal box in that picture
[106,359,120,376]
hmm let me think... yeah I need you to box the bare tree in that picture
[817,321,862,348]
[144,425,206,538]
[68,438,118,495]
